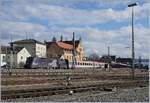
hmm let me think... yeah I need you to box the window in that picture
[21,56,23,59]
[66,56,68,59]
[2,56,5,59]
[2,56,5,61]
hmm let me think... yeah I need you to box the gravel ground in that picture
[2,86,149,102]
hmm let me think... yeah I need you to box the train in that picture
[24,57,106,69]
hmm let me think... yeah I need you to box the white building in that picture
[13,47,31,68]
[0,46,7,67]
[11,39,46,57]
[1,46,31,68]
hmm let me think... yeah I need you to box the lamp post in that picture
[128,3,137,79]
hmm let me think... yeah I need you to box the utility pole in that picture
[128,3,137,79]
[72,32,76,69]
[107,46,111,69]
[9,33,14,75]
[108,46,110,56]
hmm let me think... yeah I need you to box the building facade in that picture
[46,39,85,62]
[0,46,7,67]
[11,39,46,57]
[14,47,31,68]
[1,46,31,68]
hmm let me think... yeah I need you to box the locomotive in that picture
[24,57,106,69]
[24,57,69,69]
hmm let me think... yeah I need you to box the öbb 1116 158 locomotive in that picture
[24,57,106,69]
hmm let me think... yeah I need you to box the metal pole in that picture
[128,3,137,79]
[108,46,110,69]
[108,46,110,56]
[72,32,76,69]
[131,7,135,79]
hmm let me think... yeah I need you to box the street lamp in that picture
[128,3,137,79]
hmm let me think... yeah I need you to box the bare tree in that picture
[88,53,100,61]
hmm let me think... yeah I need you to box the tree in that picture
[60,35,63,42]
[88,53,100,61]
[52,36,57,42]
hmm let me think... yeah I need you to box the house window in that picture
[2,56,5,61]
[21,56,23,59]
[2,55,5,59]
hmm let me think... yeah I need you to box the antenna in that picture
[25,32,27,39]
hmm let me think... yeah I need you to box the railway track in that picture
[2,74,148,86]
[1,80,148,100]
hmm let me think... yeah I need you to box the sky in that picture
[0,0,149,58]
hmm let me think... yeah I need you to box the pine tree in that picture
[52,36,57,42]
[60,35,63,42]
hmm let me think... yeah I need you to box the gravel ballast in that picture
[2,86,149,102]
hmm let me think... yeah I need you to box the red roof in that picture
[46,40,80,50]
[46,41,73,50]
[56,42,73,50]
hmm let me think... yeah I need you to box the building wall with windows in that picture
[63,49,73,61]
[0,54,6,67]
[46,39,85,62]
[75,42,85,61]
[47,42,64,58]
[16,48,31,67]
[36,43,46,57]
[12,39,46,57]
[1,46,31,68]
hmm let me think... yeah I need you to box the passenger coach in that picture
[25,57,106,69]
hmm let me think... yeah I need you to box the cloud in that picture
[0,0,149,58]
[1,1,149,26]
[0,21,49,43]
[50,25,149,58]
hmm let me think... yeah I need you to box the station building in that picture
[1,46,31,68]
[46,38,85,62]
[11,39,46,57]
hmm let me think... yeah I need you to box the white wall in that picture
[17,48,31,66]
[0,54,6,67]
[36,43,46,57]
